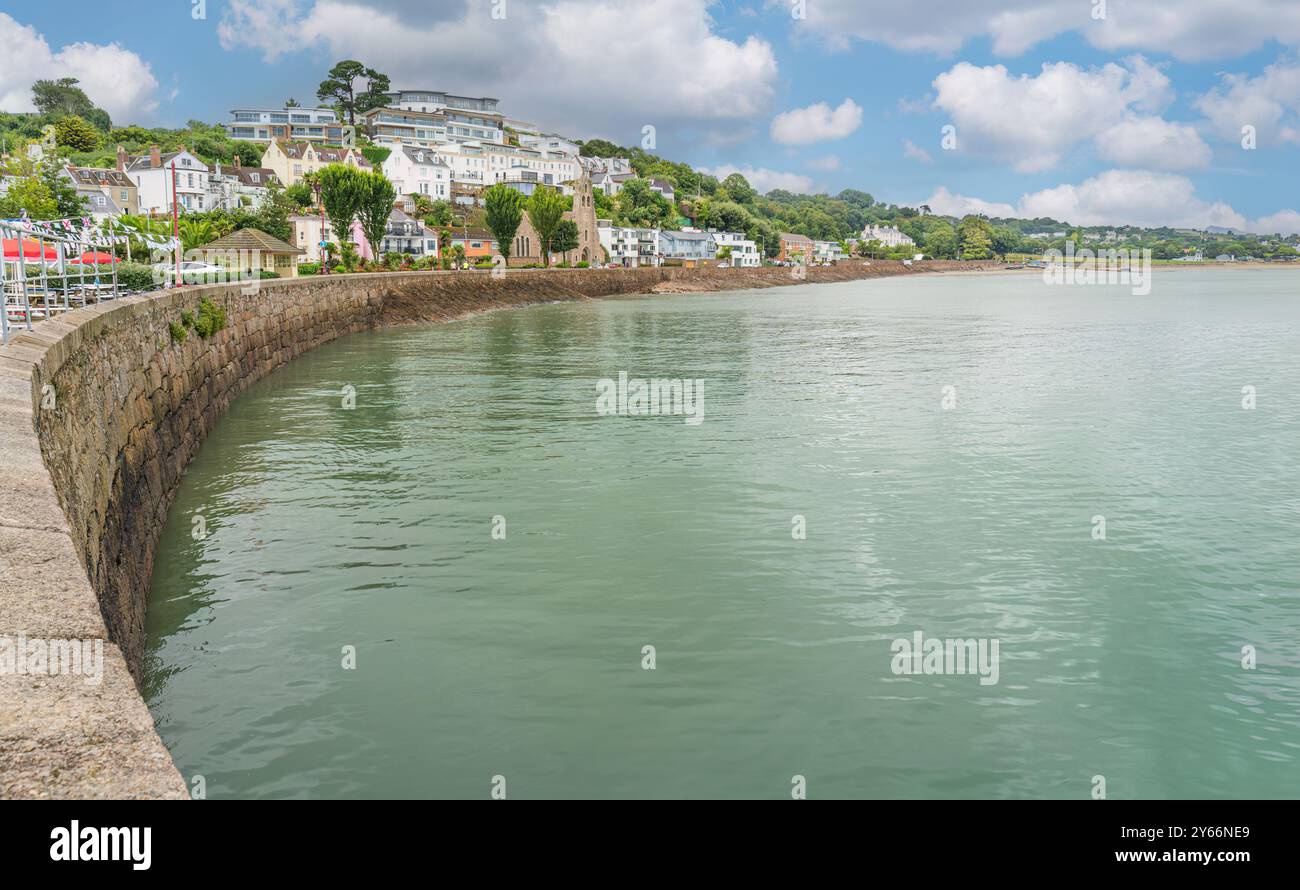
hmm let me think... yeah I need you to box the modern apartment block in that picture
[224,106,345,143]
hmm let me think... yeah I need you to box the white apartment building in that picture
[711,231,761,267]
[121,147,210,214]
[382,145,451,200]
[598,223,662,267]
[224,106,344,143]
[599,224,640,266]
[434,141,581,191]
[384,89,501,116]
[861,224,915,247]
[519,133,580,157]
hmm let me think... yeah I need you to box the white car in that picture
[153,261,229,283]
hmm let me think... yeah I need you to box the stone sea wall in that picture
[0,260,995,798]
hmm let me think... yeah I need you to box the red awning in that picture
[1,238,60,260]
[70,250,120,264]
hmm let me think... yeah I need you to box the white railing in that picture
[2,220,122,346]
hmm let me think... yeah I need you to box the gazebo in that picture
[197,228,304,278]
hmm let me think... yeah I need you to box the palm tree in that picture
[178,218,217,251]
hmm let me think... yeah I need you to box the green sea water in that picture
[143,270,1300,799]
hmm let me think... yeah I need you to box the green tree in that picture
[922,222,958,259]
[578,138,623,158]
[39,158,88,218]
[550,219,579,259]
[525,186,568,266]
[410,193,434,218]
[178,218,218,250]
[721,172,756,204]
[484,184,525,265]
[957,215,994,260]
[284,182,315,209]
[991,227,1021,259]
[316,60,391,126]
[617,178,673,227]
[356,171,398,258]
[424,200,454,227]
[0,176,57,219]
[32,78,111,130]
[53,115,100,152]
[316,164,368,253]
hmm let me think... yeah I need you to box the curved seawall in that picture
[0,261,989,798]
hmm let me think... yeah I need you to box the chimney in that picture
[116,144,128,172]
[233,155,241,169]
[149,144,161,168]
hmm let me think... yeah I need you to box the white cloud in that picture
[0,13,160,123]
[807,155,841,171]
[1195,59,1300,147]
[218,0,778,142]
[923,186,1018,219]
[770,98,863,145]
[703,164,815,194]
[1253,209,1300,236]
[777,0,1300,62]
[218,0,303,60]
[931,57,1199,172]
[1095,116,1211,169]
[920,169,1300,233]
[902,140,933,164]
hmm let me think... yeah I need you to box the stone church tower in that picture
[510,172,605,266]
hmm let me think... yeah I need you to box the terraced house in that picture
[260,141,371,187]
[381,146,450,200]
[63,165,138,219]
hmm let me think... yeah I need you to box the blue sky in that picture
[3,0,1298,231]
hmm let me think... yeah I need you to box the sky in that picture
[2,0,1299,232]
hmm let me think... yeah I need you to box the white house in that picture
[649,178,676,203]
[382,145,451,200]
[711,231,761,267]
[599,223,641,267]
[207,161,280,210]
[288,213,336,263]
[861,224,915,248]
[812,240,845,262]
[377,208,440,257]
[121,146,210,214]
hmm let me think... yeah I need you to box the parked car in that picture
[152,261,228,284]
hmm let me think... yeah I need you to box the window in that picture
[95,196,106,206]
[120,190,129,202]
